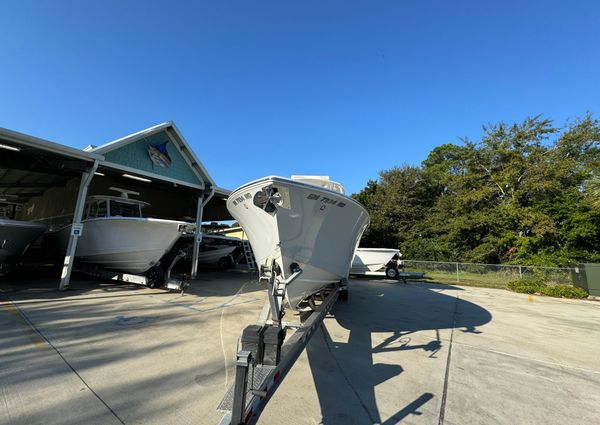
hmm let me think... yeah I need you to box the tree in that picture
[352,115,600,266]
[587,175,600,209]
[353,165,434,249]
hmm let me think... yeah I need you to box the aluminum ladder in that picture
[242,240,256,271]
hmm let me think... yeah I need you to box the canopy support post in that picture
[58,160,98,291]
[191,187,214,279]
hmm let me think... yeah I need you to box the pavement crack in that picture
[2,294,127,425]
[438,295,458,425]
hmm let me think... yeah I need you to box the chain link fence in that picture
[403,260,576,288]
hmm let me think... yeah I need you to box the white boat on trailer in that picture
[226,175,370,310]
[219,176,369,425]
[173,233,240,269]
[351,247,403,278]
[51,188,192,286]
[195,234,239,266]
[197,243,237,266]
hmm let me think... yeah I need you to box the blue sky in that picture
[1,1,599,194]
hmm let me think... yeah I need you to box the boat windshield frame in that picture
[290,175,345,194]
[84,196,149,219]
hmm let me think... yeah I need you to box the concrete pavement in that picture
[1,272,599,424]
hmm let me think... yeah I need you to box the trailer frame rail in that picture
[217,279,344,425]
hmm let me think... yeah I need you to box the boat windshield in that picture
[86,200,108,219]
[291,175,345,194]
[85,199,144,219]
[109,200,143,218]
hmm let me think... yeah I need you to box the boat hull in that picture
[352,248,400,273]
[0,219,46,261]
[197,246,237,264]
[227,176,370,309]
[55,218,186,274]
[170,234,240,266]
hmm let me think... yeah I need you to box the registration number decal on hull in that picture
[232,192,252,206]
[307,193,346,208]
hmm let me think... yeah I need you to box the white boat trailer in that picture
[217,261,346,425]
[75,250,190,292]
[351,269,425,283]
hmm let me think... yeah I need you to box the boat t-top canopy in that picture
[86,195,149,207]
[291,175,345,194]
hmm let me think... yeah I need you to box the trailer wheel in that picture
[146,266,165,288]
[385,266,399,279]
[338,288,348,301]
[218,255,234,270]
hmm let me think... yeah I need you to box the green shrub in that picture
[507,279,546,294]
[512,284,544,294]
[539,285,589,299]
[507,279,588,298]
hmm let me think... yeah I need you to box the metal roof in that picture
[214,186,231,197]
[0,125,231,210]
[0,168,72,202]
[0,128,102,203]
[0,127,102,162]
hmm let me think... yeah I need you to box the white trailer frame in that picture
[75,250,190,292]
[350,269,425,283]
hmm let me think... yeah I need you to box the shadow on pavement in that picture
[307,279,492,424]
[0,266,263,299]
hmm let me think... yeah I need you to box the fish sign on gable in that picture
[147,141,172,168]
[90,123,214,189]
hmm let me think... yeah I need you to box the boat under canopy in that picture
[0,218,46,268]
[49,188,191,274]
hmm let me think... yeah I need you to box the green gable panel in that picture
[103,131,203,186]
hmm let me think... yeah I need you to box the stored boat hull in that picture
[227,176,369,309]
[55,217,186,274]
[197,245,237,264]
[352,248,401,273]
[170,233,240,266]
[0,219,46,261]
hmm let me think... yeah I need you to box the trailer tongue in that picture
[217,261,346,425]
